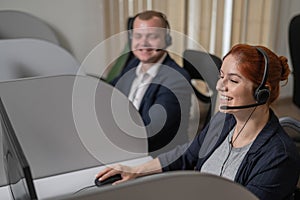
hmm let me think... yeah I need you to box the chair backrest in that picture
[279,116,300,196]
[0,10,60,45]
[289,14,300,108]
[104,17,135,82]
[0,38,80,81]
[279,116,300,153]
[183,49,222,127]
[65,171,258,200]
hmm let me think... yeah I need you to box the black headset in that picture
[128,11,172,48]
[254,47,270,104]
[220,46,271,110]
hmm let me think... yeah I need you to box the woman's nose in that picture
[216,78,227,92]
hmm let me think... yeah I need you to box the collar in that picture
[218,109,279,153]
[135,53,167,78]
[247,109,279,154]
[225,109,279,154]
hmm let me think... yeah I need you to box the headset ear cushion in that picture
[127,17,135,48]
[255,87,270,103]
[165,34,172,47]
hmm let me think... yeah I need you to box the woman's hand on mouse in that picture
[95,158,162,185]
[96,164,139,185]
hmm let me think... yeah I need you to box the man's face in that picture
[131,16,167,64]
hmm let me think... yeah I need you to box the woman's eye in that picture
[230,79,238,83]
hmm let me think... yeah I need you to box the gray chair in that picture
[0,10,60,45]
[279,116,300,199]
[279,116,300,153]
[0,38,80,81]
[63,171,258,200]
[104,17,135,82]
[182,49,222,130]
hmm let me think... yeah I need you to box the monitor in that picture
[0,98,37,200]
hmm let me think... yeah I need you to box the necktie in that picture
[131,73,150,109]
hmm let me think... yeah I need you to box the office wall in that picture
[0,0,105,63]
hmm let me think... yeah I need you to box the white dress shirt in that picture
[128,53,167,110]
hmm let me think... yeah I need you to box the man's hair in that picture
[134,10,170,29]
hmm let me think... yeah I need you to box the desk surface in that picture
[0,156,152,200]
[35,156,152,200]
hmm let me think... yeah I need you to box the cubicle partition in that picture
[0,38,80,81]
[0,75,150,199]
[0,10,60,45]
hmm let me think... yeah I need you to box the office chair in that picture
[66,171,258,200]
[279,116,300,153]
[183,49,222,129]
[279,116,300,200]
[289,14,300,108]
[104,17,135,82]
[0,10,60,45]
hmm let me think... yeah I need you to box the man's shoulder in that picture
[161,55,191,80]
[123,57,140,71]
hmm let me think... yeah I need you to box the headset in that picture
[128,11,172,49]
[220,47,270,110]
[254,47,270,104]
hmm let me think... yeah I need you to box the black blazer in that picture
[111,54,192,155]
[159,110,300,200]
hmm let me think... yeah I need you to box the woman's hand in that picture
[95,158,162,185]
[95,164,139,185]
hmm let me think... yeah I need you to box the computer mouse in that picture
[94,174,122,187]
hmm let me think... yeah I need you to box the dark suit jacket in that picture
[111,54,192,155]
[159,110,300,200]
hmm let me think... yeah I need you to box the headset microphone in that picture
[220,47,270,110]
[155,45,168,51]
[220,102,265,110]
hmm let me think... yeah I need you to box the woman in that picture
[96,44,300,200]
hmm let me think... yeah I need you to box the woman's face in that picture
[216,54,256,113]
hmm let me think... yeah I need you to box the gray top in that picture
[201,128,253,180]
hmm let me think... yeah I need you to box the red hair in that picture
[223,44,290,104]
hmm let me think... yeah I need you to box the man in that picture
[111,10,192,156]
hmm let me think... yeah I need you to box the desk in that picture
[35,156,152,199]
[0,156,152,199]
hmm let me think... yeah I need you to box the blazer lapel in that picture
[139,70,162,109]
[122,70,136,96]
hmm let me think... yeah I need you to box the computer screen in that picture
[0,98,37,200]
